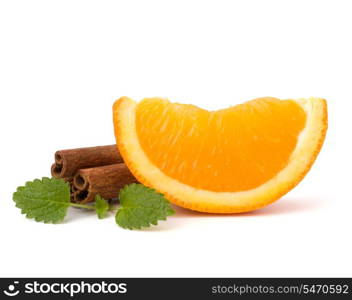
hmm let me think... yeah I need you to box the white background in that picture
[0,0,351,277]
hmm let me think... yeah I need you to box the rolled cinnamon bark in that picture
[72,163,138,203]
[51,145,122,178]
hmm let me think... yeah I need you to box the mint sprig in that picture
[13,177,71,223]
[13,178,110,223]
[95,194,110,219]
[116,183,175,230]
[13,179,174,229]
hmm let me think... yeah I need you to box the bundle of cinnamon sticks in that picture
[51,145,138,203]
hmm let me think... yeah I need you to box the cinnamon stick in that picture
[72,163,138,203]
[51,145,122,178]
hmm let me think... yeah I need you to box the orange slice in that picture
[113,97,327,213]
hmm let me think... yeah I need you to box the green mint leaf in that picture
[95,195,109,219]
[13,177,70,224]
[115,183,175,230]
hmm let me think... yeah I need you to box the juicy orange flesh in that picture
[135,97,307,192]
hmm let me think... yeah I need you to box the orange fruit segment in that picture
[113,97,327,213]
